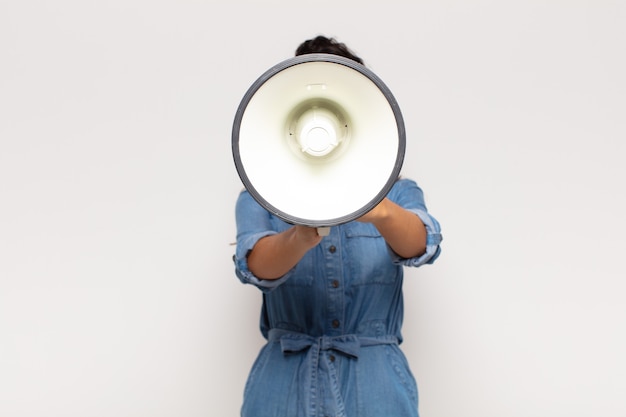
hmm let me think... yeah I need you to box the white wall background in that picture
[1,1,624,416]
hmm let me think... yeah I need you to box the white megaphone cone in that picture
[232,53,405,235]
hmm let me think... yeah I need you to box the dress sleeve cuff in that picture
[233,231,293,292]
[390,208,443,267]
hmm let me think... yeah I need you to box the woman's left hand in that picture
[356,198,390,224]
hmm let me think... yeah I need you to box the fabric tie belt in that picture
[269,328,398,358]
[267,328,399,417]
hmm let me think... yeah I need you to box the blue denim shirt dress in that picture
[234,178,442,417]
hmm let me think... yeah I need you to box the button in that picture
[332,319,340,328]
[328,245,336,253]
[329,354,336,362]
[331,280,339,288]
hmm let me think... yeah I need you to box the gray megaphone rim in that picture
[232,53,406,227]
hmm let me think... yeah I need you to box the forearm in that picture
[247,225,322,280]
[361,198,427,259]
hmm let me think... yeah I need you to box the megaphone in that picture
[232,53,405,235]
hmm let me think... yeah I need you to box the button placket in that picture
[324,233,343,336]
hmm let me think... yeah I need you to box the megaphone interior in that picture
[232,53,405,232]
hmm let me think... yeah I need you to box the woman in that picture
[234,35,443,417]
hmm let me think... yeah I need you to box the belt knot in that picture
[268,328,398,359]
[280,333,361,358]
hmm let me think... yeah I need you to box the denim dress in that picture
[234,178,442,417]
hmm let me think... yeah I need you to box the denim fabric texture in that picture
[234,178,442,417]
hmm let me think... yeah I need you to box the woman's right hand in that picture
[293,225,324,249]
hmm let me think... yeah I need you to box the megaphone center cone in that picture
[302,126,336,156]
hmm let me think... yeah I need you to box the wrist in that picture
[367,199,392,225]
[290,225,323,250]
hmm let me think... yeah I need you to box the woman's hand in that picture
[356,198,391,224]
[293,225,324,249]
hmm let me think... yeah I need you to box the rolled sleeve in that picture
[233,190,294,292]
[387,179,443,267]
[390,207,443,267]
[234,230,295,292]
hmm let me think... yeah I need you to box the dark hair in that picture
[295,35,364,65]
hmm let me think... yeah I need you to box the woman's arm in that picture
[247,225,322,280]
[357,197,427,259]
